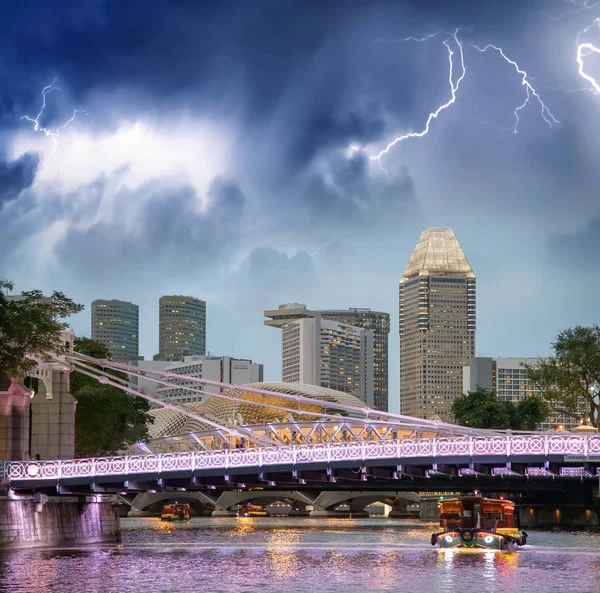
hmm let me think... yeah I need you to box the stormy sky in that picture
[1,0,599,411]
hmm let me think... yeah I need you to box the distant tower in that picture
[156,295,206,361]
[91,299,139,363]
[399,228,475,421]
[319,309,390,412]
[264,304,374,406]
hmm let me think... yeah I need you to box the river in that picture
[2,517,600,593]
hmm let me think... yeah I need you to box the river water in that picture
[2,517,600,593]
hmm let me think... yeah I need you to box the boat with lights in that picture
[431,496,527,550]
[238,503,268,517]
[160,503,191,522]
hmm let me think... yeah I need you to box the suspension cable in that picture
[70,352,493,436]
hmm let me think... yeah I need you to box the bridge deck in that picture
[4,435,600,492]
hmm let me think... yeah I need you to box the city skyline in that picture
[26,218,591,414]
[1,1,598,415]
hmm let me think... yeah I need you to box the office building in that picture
[155,295,206,361]
[91,299,139,363]
[319,309,390,411]
[129,360,173,399]
[155,355,263,404]
[463,357,583,431]
[399,228,476,421]
[265,304,374,405]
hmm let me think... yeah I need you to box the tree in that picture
[452,386,549,430]
[512,396,550,431]
[72,337,152,457]
[525,325,600,428]
[0,279,83,379]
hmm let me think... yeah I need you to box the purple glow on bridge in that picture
[5,434,600,483]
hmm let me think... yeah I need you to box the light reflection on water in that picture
[1,517,600,593]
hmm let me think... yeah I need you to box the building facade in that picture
[463,356,583,431]
[265,304,374,406]
[399,228,476,421]
[91,299,139,363]
[319,309,390,411]
[154,355,263,405]
[155,295,206,361]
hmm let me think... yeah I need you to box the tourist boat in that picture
[431,496,527,550]
[238,503,267,517]
[160,503,191,522]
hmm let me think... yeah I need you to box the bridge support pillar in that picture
[0,494,121,550]
[388,497,411,518]
[419,498,440,522]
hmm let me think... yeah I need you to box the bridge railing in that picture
[5,434,600,482]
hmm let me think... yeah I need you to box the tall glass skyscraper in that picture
[399,228,475,421]
[91,299,139,362]
[155,295,206,361]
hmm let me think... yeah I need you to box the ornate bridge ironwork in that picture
[6,434,600,486]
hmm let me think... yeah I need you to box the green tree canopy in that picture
[524,325,600,428]
[72,337,152,457]
[452,387,549,430]
[0,279,83,379]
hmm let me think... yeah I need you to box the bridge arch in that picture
[310,491,420,517]
[212,490,316,516]
[130,491,218,515]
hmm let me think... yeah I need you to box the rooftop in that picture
[401,227,475,282]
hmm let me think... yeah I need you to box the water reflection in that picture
[1,519,600,593]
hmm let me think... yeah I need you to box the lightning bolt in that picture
[371,30,466,164]
[21,79,87,150]
[576,17,600,93]
[471,44,560,133]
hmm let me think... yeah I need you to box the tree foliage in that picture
[72,337,152,457]
[0,279,83,379]
[524,325,600,428]
[452,387,549,430]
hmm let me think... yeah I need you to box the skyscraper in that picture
[399,228,475,421]
[91,299,139,362]
[319,309,390,411]
[155,295,206,361]
[265,304,374,405]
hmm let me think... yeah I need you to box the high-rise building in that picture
[155,355,263,404]
[463,357,584,431]
[91,299,139,362]
[399,228,475,421]
[319,309,390,411]
[265,304,374,405]
[155,295,206,361]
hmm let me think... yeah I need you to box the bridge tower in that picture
[0,331,77,464]
[28,331,77,460]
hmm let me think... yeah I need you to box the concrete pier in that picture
[0,494,121,549]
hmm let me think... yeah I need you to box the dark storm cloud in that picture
[290,150,417,223]
[291,104,387,168]
[56,175,246,281]
[1,0,537,157]
[0,152,40,209]
[548,218,600,271]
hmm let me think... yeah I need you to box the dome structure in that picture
[147,381,367,439]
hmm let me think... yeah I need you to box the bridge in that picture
[1,337,599,547]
